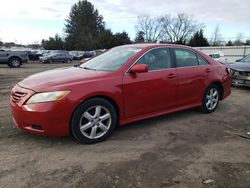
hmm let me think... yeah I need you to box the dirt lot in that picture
[0,62,249,188]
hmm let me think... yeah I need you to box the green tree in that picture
[41,34,65,50]
[226,40,233,46]
[135,31,145,43]
[244,39,250,45]
[95,29,114,49]
[95,30,131,49]
[64,0,105,50]
[189,29,209,47]
[113,32,131,46]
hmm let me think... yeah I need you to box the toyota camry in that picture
[10,44,232,144]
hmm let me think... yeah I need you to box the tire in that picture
[67,59,71,63]
[9,58,21,68]
[200,84,220,113]
[71,98,117,144]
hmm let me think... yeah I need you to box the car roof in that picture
[121,43,194,50]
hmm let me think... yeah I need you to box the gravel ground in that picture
[0,62,249,188]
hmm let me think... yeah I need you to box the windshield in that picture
[241,55,250,63]
[80,47,142,71]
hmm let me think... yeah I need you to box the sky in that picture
[0,0,250,44]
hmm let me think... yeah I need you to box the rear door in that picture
[123,48,178,118]
[0,51,8,63]
[172,48,211,107]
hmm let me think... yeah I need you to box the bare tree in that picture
[160,13,202,44]
[234,32,244,46]
[135,13,202,44]
[135,15,165,43]
[211,25,222,46]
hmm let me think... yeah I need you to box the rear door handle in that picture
[168,74,176,79]
[205,68,211,73]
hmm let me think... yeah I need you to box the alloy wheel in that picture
[206,88,219,111]
[12,60,20,67]
[79,106,112,139]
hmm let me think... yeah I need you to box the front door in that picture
[123,48,178,118]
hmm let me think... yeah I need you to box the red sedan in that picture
[10,44,231,144]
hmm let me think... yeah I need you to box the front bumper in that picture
[230,69,250,87]
[10,85,73,137]
[232,79,250,87]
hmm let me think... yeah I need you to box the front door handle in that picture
[168,74,176,79]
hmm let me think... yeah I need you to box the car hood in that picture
[18,66,110,91]
[229,62,250,72]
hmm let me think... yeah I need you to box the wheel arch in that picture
[8,55,23,63]
[209,81,224,100]
[69,95,121,135]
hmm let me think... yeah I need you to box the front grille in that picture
[11,91,27,103]
[231,70,250,79]
[238,71,250,76]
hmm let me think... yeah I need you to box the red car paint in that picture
[10,44,231,136]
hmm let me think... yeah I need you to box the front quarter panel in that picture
[66,74,124,121]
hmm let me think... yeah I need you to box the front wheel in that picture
[71,98,117,144]
[200,85,220,113]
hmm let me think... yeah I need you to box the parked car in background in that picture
[39,53,73,64]
[84,51,96,58]
[29,50,43,60]
[79,58,91,64]
[70,51,85,60]
[209,51,227,63]
[10,44,231,144]
[70,51,96,60]
[0,50,29,67]
[229,54,250,86]
[79,50,106,64]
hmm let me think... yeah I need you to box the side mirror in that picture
[130,64,148,74]
[236,59,242,62]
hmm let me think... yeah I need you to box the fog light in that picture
[31,125,43,131]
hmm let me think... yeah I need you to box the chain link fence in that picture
[196,46,250,63]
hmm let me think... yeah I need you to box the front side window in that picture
[136,48,172,71]
[174,49,198,67]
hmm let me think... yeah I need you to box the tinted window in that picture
[174,49,198,67]
[136,48,172,71]
[197,55,209,65]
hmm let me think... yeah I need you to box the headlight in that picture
[26,91,70,104]
[226,68,232,74]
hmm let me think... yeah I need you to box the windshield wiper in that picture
[81,66,97,71]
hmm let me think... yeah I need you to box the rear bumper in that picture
[222,76,232,100]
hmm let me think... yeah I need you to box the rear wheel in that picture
[8,58,21,68]
[71,98,117,144]
[200,85,220,113]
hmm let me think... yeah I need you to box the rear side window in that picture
[174,49,198,68]
[136,48,172,71]
[197,55,209,65]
